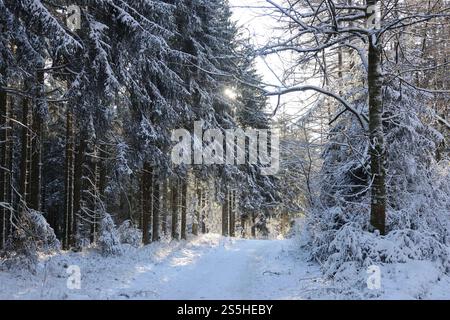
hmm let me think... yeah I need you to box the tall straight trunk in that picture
[222,189,229,236]
[89,144,100,243]
[367,0,386,235]
[241,216,246,238]
[141,162,152,244]
[64,107,75,249]
[95,144,108,242]
[72,137,86,247]
[152,175,160,242]
[180,178,187,240]
[19,95,31,210]
[229,190,235,237]
[171,177,179,240]
[161,179,168,236]
[7,98,13,238]
[0,72,9,249]
[251,212,256,238]
[29,71,44,211]
[200,184,206,234]
[98,145,107,199]
[192,178,199,236]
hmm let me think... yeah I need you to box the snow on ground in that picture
[0,234,449,300]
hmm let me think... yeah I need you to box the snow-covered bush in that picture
[4,210,60,273]
[117,220,142,247]
[304,84,450,282]
[98,213,122,256]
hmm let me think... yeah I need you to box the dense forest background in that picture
[0,0,287,267]
[0,0,449,288]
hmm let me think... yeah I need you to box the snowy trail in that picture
[0,234,324,300]
[2,233,450,299]
[110,236,323,300]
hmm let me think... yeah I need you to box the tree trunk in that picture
[251,212,256,238]
[152,174,160,242]
[18,88,32,221]
[0,71,9,249]
[229,190,235,237]
[180,178,187,240]
[241,216,246,238]
[171,177,179,240]
[141,162,152,244]
[95,144,108,242]
[201,183,206,234]
[192,178,200,236]
[64,107,75,249]
[72,137,86,247]
[161,179,168,236]
[29,70,44,211]
[222,189,229,236]
[89,144,100,243]
[367,1,386,235]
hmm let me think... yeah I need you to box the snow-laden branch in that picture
[263,85,369,128]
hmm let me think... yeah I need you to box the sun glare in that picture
[224,87,237,100]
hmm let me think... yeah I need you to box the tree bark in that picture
[251,212,256,238]
[367,1,387,235]
[0,71,9,249]
[180,178,187,240]
[171,177,179,240]
[29,70,44,211]
[192,178,200,236]
[64,107,75,249]
[229,190,235,237]
[152,174,160,242]
[201,183,206,234]
[89,144,100,243]
[19,91,32,216]
[141,162,152,244]
[222,189,229,236]
[72,137,86,247]
[161,179,168,236]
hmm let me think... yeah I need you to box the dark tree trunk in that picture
[72,137,86,247]
[251,212,256,238]
[222,189,229,236]
[180,178,187,240]
[241,216,246,238]
[98,145,107,199]
[171,177,179,240]
[141,162,152,244]
[200,184,206,234]
[29,71,44,211]
[19,96,30,207]
[64,107,75,250]
[94,145,108,242]
[367,0,386,235]
[152,174,160,242]
[229,190,235,237]
[0,72,10,249]
[161,179,168,236]
[18,87,33,227]
[89,144,99,243]
[192,178,200,236]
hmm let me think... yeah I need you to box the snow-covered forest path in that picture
[2,233,450,299]
[0,235,325,300]
[121,236,322,300]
